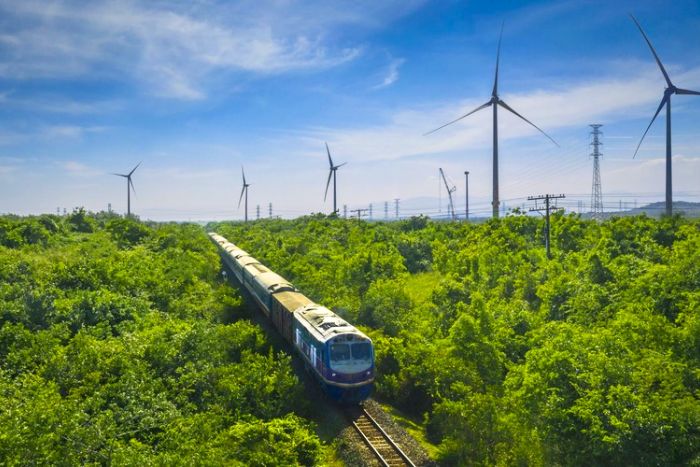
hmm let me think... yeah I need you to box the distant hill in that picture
[599,201,700,219]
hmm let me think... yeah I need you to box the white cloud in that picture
[60,160,104,177]
[374,57,405,89]
[0,164,17,175]
[43,125,107,139]
[0,0,420,99]
[1,96,122,115]
[298,65,700,164]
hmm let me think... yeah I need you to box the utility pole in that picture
[529,194,565,259]
[394,198,400,219]
[369,203,373,220]
[384,201,389,220]
[268,203,272,219]
[350,208,368,220]
[464,171,469,220]
[343,204,347,218]
[590,124,604,221]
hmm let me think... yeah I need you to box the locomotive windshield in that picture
[351,343,371,360]
[329,339,373,373]
[330,343,351,361]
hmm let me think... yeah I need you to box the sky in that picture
[1,0,699,221]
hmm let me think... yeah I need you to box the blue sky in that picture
[1,0,699,220]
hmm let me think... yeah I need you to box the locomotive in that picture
[209,232,374,403]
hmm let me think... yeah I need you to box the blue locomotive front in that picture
[293,305,374,403]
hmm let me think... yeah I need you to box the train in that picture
[208,232,375,404]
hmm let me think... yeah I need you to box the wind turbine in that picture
[439,168,457,220]
[425,24,558,219]
[631,15,700,217]
[112,162,141,217]
[238,166,250,222]
[323,143,346,215]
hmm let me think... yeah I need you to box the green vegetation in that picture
[0,211,323,465]
[211,212,700,466]
[2,210,698,465]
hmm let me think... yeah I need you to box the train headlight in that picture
[332,372,336,377]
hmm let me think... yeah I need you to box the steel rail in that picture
[348,406,416,467]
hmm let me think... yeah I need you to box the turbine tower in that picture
[425,23,558,218]
[590,124,604,221]
[238,166,250,222]
[631,15,700,216]
[323,143,346,215]
[112,162,141,217]
[439,168,457,220]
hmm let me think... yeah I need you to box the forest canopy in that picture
[0,212,321,465]
[211,212,700,466]
[1,210,698,465]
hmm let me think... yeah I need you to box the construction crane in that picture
[439,168,457,220]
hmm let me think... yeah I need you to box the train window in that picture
[330,343,350,361]
[351,343,371,360]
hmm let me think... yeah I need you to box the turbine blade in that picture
[112,173,128,178]
[335,162,347,169]
[675,88,700,96]
[497,99,559,146]
[633,94,668,158]
[238,186,246,208]
[424,100,492,136]
[630,15,672,88]
[325,142,334,168]
[241,166,246,185]
[128,161,142,177]
[493,22,504,97]
[129,177,136,195]
[323,170,333,202]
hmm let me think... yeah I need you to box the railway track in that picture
[347,406,417,467]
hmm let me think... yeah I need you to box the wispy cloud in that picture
[301,66,700,163]
[374,57,405,89]
[1,95,122,115]
[0,0,420,100]
[0,166,16,175]
[43,125,107,139]
[60,160,103,177]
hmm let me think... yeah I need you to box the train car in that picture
[293,305,374,403]
[208,232,374,404]
[271,291,313,344]
[250,271,295,317]
[232,255,259,283]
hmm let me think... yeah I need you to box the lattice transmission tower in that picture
[590,124,604,221]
